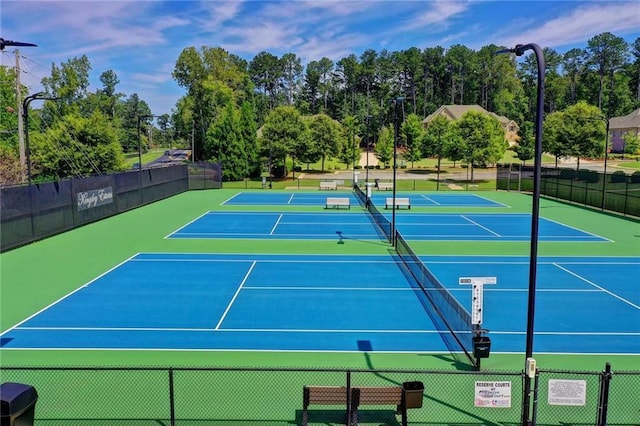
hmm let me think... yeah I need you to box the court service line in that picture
[460,215,501,236]
[287,194,295,204]
[215,261,256,330]
[553,263,640,309]
[269,214,284,235]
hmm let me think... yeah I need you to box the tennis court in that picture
[167,211,609,242]
[222,191,507,207]
[2,253,637,355]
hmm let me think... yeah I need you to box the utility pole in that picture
[15,50,26,182]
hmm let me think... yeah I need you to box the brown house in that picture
[609,108,640,153]
[422,105,520,146]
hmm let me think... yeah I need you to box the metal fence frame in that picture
[496,164,640,218]
[1,364,637,425]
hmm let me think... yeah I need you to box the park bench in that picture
[325,197,350,209]
[302,383,423,426]
[377,182,393,191]
[385,197,410,209]
[320,181,338,190]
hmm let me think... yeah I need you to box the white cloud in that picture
[404,0,470,30]
[500,2,640,50]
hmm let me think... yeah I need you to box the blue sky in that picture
[2,1,639,116]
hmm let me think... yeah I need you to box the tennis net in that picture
[395,231,476,366]
[354,184,392,242]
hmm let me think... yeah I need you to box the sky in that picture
[2,0,639,116]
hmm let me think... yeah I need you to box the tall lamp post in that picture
[584,116,610,210]
[391,97,404,246]
[498,43,545,426]
[22,92,57,184]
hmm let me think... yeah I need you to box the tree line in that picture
[1,31,639,185]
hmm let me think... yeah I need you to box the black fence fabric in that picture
[0,365,636,425]
[496,163,640,217]
[1,165,189,252]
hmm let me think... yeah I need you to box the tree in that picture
[280,53,303,106]
[622,132,639,158]
[261,106,306,176]
[30,111,125,180]
[339,115,360,169]
[239,101,259,177]
[375,126,394,167]
[308,113,342,171]
[586,32,629,110]
[401,113,424,167]
[206,101,246,181]
[544,101,606,170]
[450,111,506,181]
[249,51,281,109]
[513,121,535,165]
[422,115,449,179]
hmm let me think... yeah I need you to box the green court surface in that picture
[1,189,638,371]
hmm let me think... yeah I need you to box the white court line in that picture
[215,261,256,330]
[287,194,295,204]
[270,214,283,235]
[553,263,640,310]
[542,216,612,242]
[470,194,511,208]
[242,286,415,291]
[0,254,139,338]
[460,215,502,236]
[419,194,441,205]
[14,326,640,336]
[132,258,398,264]
[220,192,242,205]
[164,211,211,239]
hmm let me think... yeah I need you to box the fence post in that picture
[169,368,176,426]
[597,362,613,426]
[346,370,352,426]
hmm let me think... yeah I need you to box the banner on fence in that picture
[77,187,114,211]
[474,381,512,408]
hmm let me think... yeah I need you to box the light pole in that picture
[22,92,57,185]
[391,97,404,247]
[498,43,545,426]
[584,116,610,210]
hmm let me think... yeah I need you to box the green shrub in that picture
[631,171,640,183]
[559,168,576,180]
[611,170,627,183]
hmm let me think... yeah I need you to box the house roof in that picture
[422,104,518,130]
[609,108,640,130]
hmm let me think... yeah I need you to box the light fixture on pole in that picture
[0,38,37,50]
[497,43,545,426]
[22,92,57,185]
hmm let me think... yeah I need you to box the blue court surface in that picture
[168,211,609,242]
[2,253,638,355]
[222,191,507,207]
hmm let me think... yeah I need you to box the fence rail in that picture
[496,164,640,217]
[1,364,637,425]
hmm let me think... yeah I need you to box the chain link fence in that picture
[496,164,640,217]
[1,365,637,425]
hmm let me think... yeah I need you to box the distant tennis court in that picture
[2,253,637,354]
[222,191,507,207]
[167,211,609,242]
